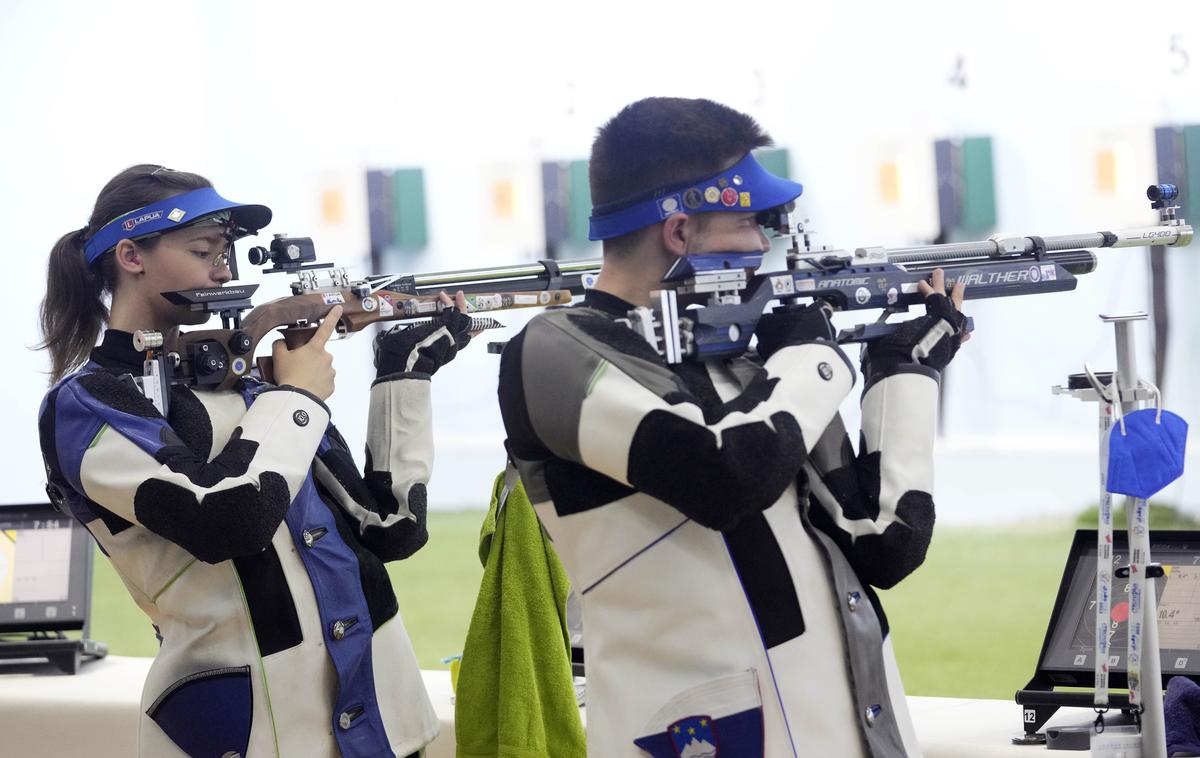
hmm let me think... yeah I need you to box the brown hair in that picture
[38,165,212,383]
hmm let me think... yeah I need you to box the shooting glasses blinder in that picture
[587,152,804,241]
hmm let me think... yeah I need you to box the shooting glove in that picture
[754,301,837,361]
[374,309,472,379]
[861,292,967,381]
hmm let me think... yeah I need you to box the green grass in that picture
[879,524,1074,699]
[89,514,1084,698]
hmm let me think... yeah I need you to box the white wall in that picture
[4,0,1200,520]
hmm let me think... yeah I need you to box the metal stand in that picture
[1052,311,1168,757]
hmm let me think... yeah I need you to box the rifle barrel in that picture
[886,224,1192,264]
[410,258,603,288]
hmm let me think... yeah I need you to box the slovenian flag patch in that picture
[633,670,764,758]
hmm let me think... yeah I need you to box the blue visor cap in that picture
[83,187,272,264]
[587,152,803,241]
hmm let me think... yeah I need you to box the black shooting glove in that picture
[754,301,837,361]
[374,309,472,378]
[861,292,967,381]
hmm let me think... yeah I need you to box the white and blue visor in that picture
[587,152,803,241]
[83,187,272,264]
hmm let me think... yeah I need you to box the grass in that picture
[88,514,1098,700]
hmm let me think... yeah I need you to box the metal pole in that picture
[1104,312,1168,758]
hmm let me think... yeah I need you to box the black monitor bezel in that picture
[0,502,93,634]
[1034,528,1200,689]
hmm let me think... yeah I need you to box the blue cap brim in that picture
[83,187,272,264]
[588,152,802,241]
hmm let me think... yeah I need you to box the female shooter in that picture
[36,165,469,758]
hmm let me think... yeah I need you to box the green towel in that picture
[454,468,586,758]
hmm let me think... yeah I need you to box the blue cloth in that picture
[1106,409,1188,499]
[1166,676,1200,757]
[633,709,764,758]
[588,152,802,241]
[83,187,271,263]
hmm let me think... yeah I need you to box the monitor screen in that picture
[1038,530,1200,687]
[0,503,93,633]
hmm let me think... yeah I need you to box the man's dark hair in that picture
[589,97,774,209]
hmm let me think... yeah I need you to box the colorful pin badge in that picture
[718,177,729,188]
[732,175,744,186]
[721,188,738,207]
[739,192,751,207]
[659,195,681,217]
[704,186,721,204]
[683,188,703,209]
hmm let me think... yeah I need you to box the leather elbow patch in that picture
[134,472,291,564]
[849,491,936,589]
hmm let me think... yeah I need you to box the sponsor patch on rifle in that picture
[377,294,394,317]
[1040,264,1057,281]
[322,292,345,305]
[770,275,795,296]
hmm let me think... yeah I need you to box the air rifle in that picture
[618,184,1193,363]
[132,235,603,413]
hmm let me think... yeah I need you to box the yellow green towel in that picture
[454,468,586,758]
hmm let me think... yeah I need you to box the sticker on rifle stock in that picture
[1040,264,1057,281]
[322,292,345,305]
[887,287,898,305]
[377,294,394,317]
[770,275,796,296]
[361,296,377,312]
[513,294,538,305]
[470,294,503,311]
[855,287,871,305]
[797,279,816,292]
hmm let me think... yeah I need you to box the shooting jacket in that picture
[498,290,939,758]
[37,330,438,758]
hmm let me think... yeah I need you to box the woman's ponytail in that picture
[39,228,115,383]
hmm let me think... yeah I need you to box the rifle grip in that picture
[256,356,276,383]
[282,325,319,349]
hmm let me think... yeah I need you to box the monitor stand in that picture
[0,632,107,674]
